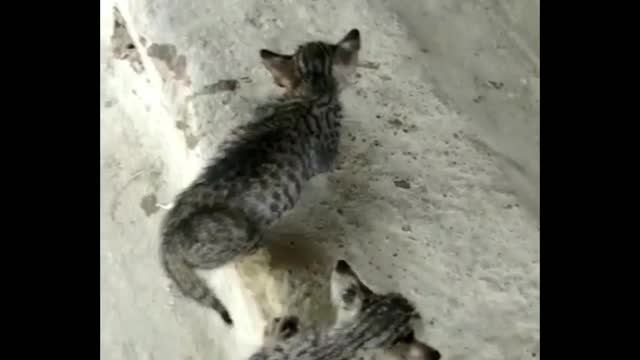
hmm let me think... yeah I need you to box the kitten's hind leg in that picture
[162,206,259,326]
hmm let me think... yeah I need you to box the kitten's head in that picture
[330,259,441,360]
[260,29,361,97]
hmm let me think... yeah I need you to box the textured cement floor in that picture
[100,1,539,359]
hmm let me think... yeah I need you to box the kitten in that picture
[160,29,361,325]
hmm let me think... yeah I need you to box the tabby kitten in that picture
[160,29,361,326]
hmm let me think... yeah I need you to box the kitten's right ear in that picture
[260,49,298,89]
[335,29,361,66]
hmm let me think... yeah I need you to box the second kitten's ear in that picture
[260,49,299,89]
[331,259,373,309]
[335,29,361,66]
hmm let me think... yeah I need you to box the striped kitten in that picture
[249,260,442,360]
[160,29,361,326]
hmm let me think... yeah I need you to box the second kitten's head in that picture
[260,29,361,97]
[330,259,442,360]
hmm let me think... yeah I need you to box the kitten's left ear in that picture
[335,29,361,66]
[260,49,299,89]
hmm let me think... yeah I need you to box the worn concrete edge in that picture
[105,0,276,342]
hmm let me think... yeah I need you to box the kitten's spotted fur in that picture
[160,29,361,326]
[249,260,442,360]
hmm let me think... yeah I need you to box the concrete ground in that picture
[100,0,539,359]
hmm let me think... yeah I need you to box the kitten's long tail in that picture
[161,240,233,325]
[160,204,259,326]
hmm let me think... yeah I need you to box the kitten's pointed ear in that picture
[260,49,298,89]
[335,29,361,66]
[333,260,373,299]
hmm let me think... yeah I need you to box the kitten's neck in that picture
[279,91,337,108]
[285,77,339,100]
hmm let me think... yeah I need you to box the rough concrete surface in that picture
[100,0,539,359]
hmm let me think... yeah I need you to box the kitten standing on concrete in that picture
[160,29,362,326]
[249,260,442,360]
